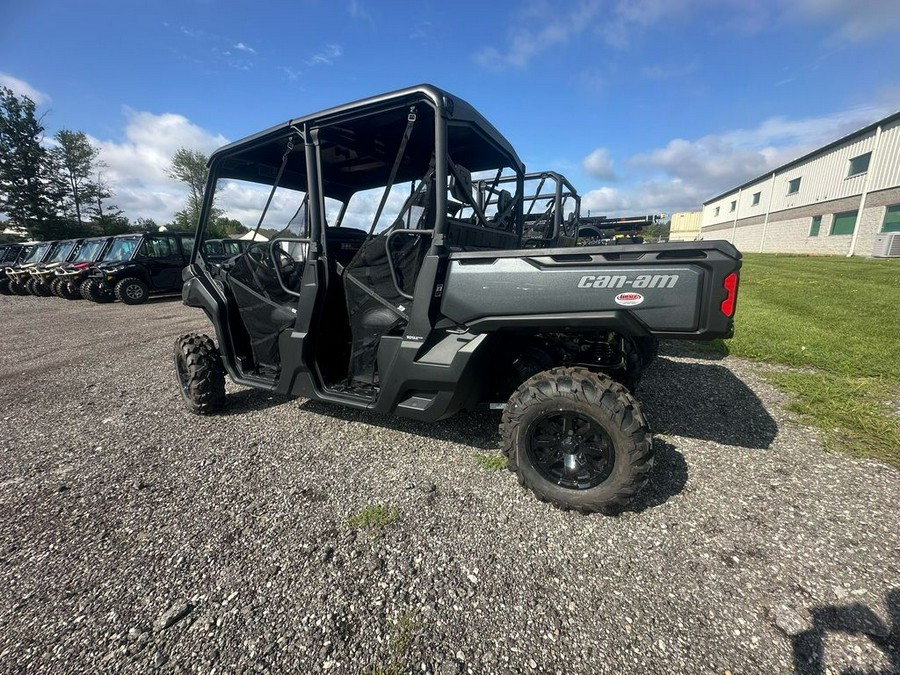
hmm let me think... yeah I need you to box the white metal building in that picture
[700,110,900,256]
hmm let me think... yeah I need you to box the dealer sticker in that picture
[614,292,644,306]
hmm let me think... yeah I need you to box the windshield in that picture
[24,243,51,263]
[48,241,77,263]
[74,240,106,263]
[105,237,141,262]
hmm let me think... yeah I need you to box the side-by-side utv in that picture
[5,242,56,295]
[174,84,741,513]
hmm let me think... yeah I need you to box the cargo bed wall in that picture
[440,241,741,339]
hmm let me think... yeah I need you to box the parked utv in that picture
[0,244,28,295]
[27,238,84,296]
[6,241,56,295]
[201,238,252,266]
[53,236,114,299]
[85,232,194,304]
[174,84,741,514]
[481,171,580,248]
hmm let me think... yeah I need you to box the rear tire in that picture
[115,277,149,305]
[174,333,226,415]
[501,367,653,514]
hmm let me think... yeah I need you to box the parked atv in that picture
[5,241,56,295]
[53,236,114,299]
[174,84,740,514]
[85,232,194,304]
[0,244,28,295]
[27,239,84,296]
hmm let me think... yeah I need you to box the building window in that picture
[787,177,801,195]
[714,206,720,217]
[830,210,857,236]
[729,200,736,212]
[809,216,822,237]
[883,204,900,233]
[751,192,761,206]
[847,152,872,178]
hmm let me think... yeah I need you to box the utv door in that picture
[138,236,184,290]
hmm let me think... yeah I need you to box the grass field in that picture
[710,253,900,468]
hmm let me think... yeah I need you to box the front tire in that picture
[115,277,149,305]
[60,279,82,300]
[0,278,10,295]
[9,280,28,295]
[82,279,114,303]
[501,367,653,514]
[174,333,226,415]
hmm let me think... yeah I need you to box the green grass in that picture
[347,504,398,534]
[719,254,900,467]
[365,612,423,675]
[473,452,508,471]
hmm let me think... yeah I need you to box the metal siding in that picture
[767,132,876,213]
[870,119,900,191]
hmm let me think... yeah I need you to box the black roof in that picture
[209,84,524,200]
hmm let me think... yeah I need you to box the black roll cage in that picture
[192,84,526,266]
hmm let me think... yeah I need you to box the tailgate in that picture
[440,241,741,339]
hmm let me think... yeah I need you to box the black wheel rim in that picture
[525,411,615,490]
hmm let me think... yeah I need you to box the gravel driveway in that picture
[0,295,897,674]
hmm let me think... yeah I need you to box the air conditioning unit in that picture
[872,232,900,257]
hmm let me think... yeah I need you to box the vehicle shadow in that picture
[219,388,295,416]
[145,294,182,305]
[792,588,899,674]
[619,439,688,514]
[295,400,503,450]
[659,338,729,362]
[638,357,778,450]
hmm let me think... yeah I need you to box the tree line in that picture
[0,87,246,243]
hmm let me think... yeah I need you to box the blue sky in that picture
[3,0,900,223]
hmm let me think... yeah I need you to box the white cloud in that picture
[475,1,603,69]
[477,0,900,71]
[306,44,343,67]
[233,42,256,54]
[348,0,373,22]
[792,0,900,41]
[579,103,895,215]
[0,73,50,105]
[90,108,229,223]
[582,148,617,181]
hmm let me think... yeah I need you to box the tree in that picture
[0,87,53,238]
[132,217,159,232]
[52,130,98,228]
[167,147,217,231]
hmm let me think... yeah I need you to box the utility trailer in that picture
[174,84,740,513]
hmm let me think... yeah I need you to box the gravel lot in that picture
[0,294,897,674]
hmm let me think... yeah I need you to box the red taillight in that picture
[721,272,738,317]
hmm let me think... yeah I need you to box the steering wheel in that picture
[271,247,296,276]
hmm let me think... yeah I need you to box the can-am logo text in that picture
[577,274,679,289]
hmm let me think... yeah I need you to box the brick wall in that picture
[701,186,900,256]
